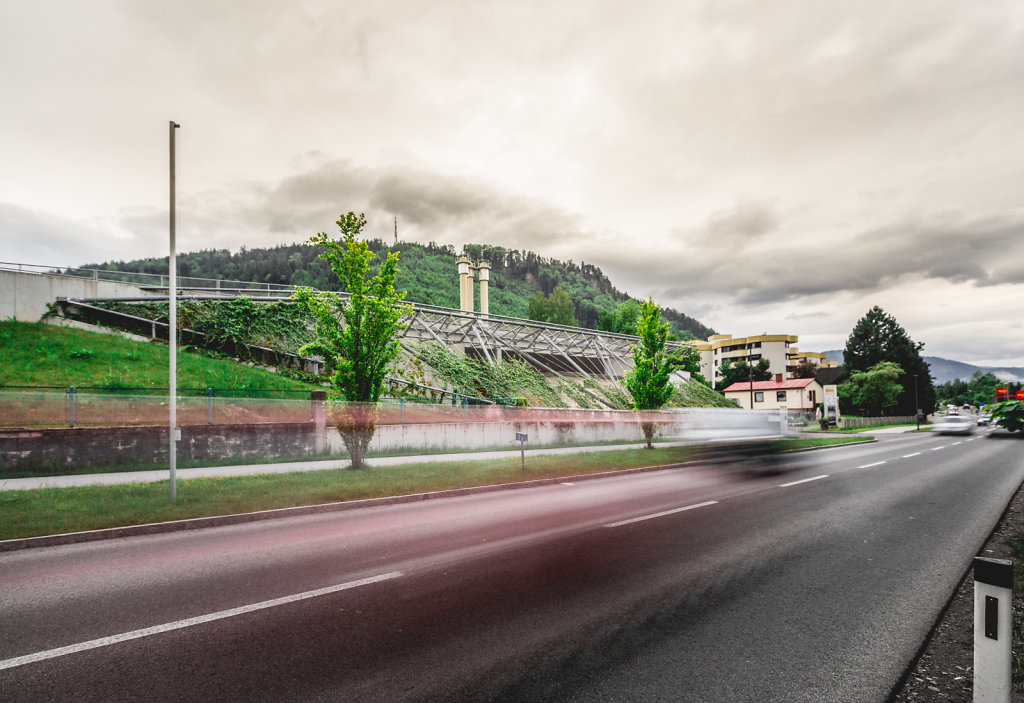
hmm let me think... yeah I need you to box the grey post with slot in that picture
[973,556,1013,703]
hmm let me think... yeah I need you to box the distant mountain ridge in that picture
[86,240,715,340]
[824,350,1024,385]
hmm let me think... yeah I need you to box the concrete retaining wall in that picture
[0,269,158,321]
[0,417,681,472]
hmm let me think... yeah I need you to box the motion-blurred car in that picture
[931,415,975,435]
[977,413,991,426]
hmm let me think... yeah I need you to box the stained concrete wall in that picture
[0,417,684,471]
[0,269,158,321]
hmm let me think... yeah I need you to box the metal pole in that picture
[169,120,180,500]
[207,387,213,424]
[68,386,75,428]
[748,351,754,410]
[914,374,920,430]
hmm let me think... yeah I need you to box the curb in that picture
[0,461,695,553]
[0,438,875,553]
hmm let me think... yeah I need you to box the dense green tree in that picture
[843,306,934,415]
[792,359,819,379]
[527,284,577,326]
[598,299,641,335]
[292,212,411,470]
[717,357,772,389]
[935,371,1004,409]
[839,361,904,416]
[624,299,687,448]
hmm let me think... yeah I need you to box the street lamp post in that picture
[748,348,754,410]
[169,121,180,500]
[914,374,920,431]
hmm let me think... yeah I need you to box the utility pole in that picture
[394,216,398,246]
[169,121,180,501]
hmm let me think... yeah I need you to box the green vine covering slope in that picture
[416,343,567,407]
[86,301,734,409]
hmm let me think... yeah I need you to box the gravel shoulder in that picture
[893,478,1024,702]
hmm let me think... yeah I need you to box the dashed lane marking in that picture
[0,571,403,671]
[604,501,718,528]
[779,475,829,488]
[931,446,946,451]
[902,452,921,458]
[857,461,887,469]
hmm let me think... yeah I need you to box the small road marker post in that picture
[515,432,528,472]
[974,556,1013,703]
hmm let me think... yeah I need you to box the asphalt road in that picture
[2,430,1022,702]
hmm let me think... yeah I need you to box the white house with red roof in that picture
[722,374,824,413]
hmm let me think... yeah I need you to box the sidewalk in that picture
[0,441,692,492]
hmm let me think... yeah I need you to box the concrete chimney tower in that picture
[476,260,490,316]
[456,255,472,312]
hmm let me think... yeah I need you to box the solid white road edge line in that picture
[779,475,829,488]
[857,461,887,469]
[902,452,922,458]
[0,571,403,671]
[605,501,718,528]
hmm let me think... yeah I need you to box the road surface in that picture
[2,430,1021,701]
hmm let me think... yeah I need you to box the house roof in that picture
[722,377,819,393]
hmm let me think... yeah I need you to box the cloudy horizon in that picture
[2,0,1022,366]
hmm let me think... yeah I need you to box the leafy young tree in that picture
[990,400,1024,433]
[844,306,934,415]
[838,361,904,416]
[292,212,411,470]
[624,298,687,448]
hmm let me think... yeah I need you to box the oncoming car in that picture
[931,415,975,436]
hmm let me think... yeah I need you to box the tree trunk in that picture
[339,404,378,470]
[641,421,657,449]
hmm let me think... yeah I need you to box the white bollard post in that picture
[974,556,1013,703]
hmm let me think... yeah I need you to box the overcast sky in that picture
[2,0,1023,367]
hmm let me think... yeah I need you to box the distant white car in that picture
[977,414,991,426]
[931,415,974,435]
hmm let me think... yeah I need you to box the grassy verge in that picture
[0,319,317,392]
[776,436,872,450]
[0,438,860,540]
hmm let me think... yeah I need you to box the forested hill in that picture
[87,240,714,339]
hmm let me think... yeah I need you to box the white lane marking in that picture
[0,571,402,671]
[779,475,829,488]
[857,461,886,469]
[902,452,922,458]
[953,441,963,446]
[932,446,946,451]
[561,482,575,486]
[605,501,718,528]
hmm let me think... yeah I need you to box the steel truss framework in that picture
[66,287,692,382]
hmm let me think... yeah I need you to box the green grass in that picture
[0,320,318,393]
[0,437,863,541]
[776,436,873,450]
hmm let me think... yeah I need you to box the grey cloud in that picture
[115,159,590,255]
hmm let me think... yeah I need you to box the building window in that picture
[754,342,761,348]
[777,391,787,401]
[809,390,816,405]
[754,392,764,402]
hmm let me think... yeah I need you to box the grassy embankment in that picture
[0,437,872,541]
[0,319,317,392]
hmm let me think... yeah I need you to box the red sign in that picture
[997,387,1009,400]
[1017,391,1024,400]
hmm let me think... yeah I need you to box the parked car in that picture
[931,415,975,435]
